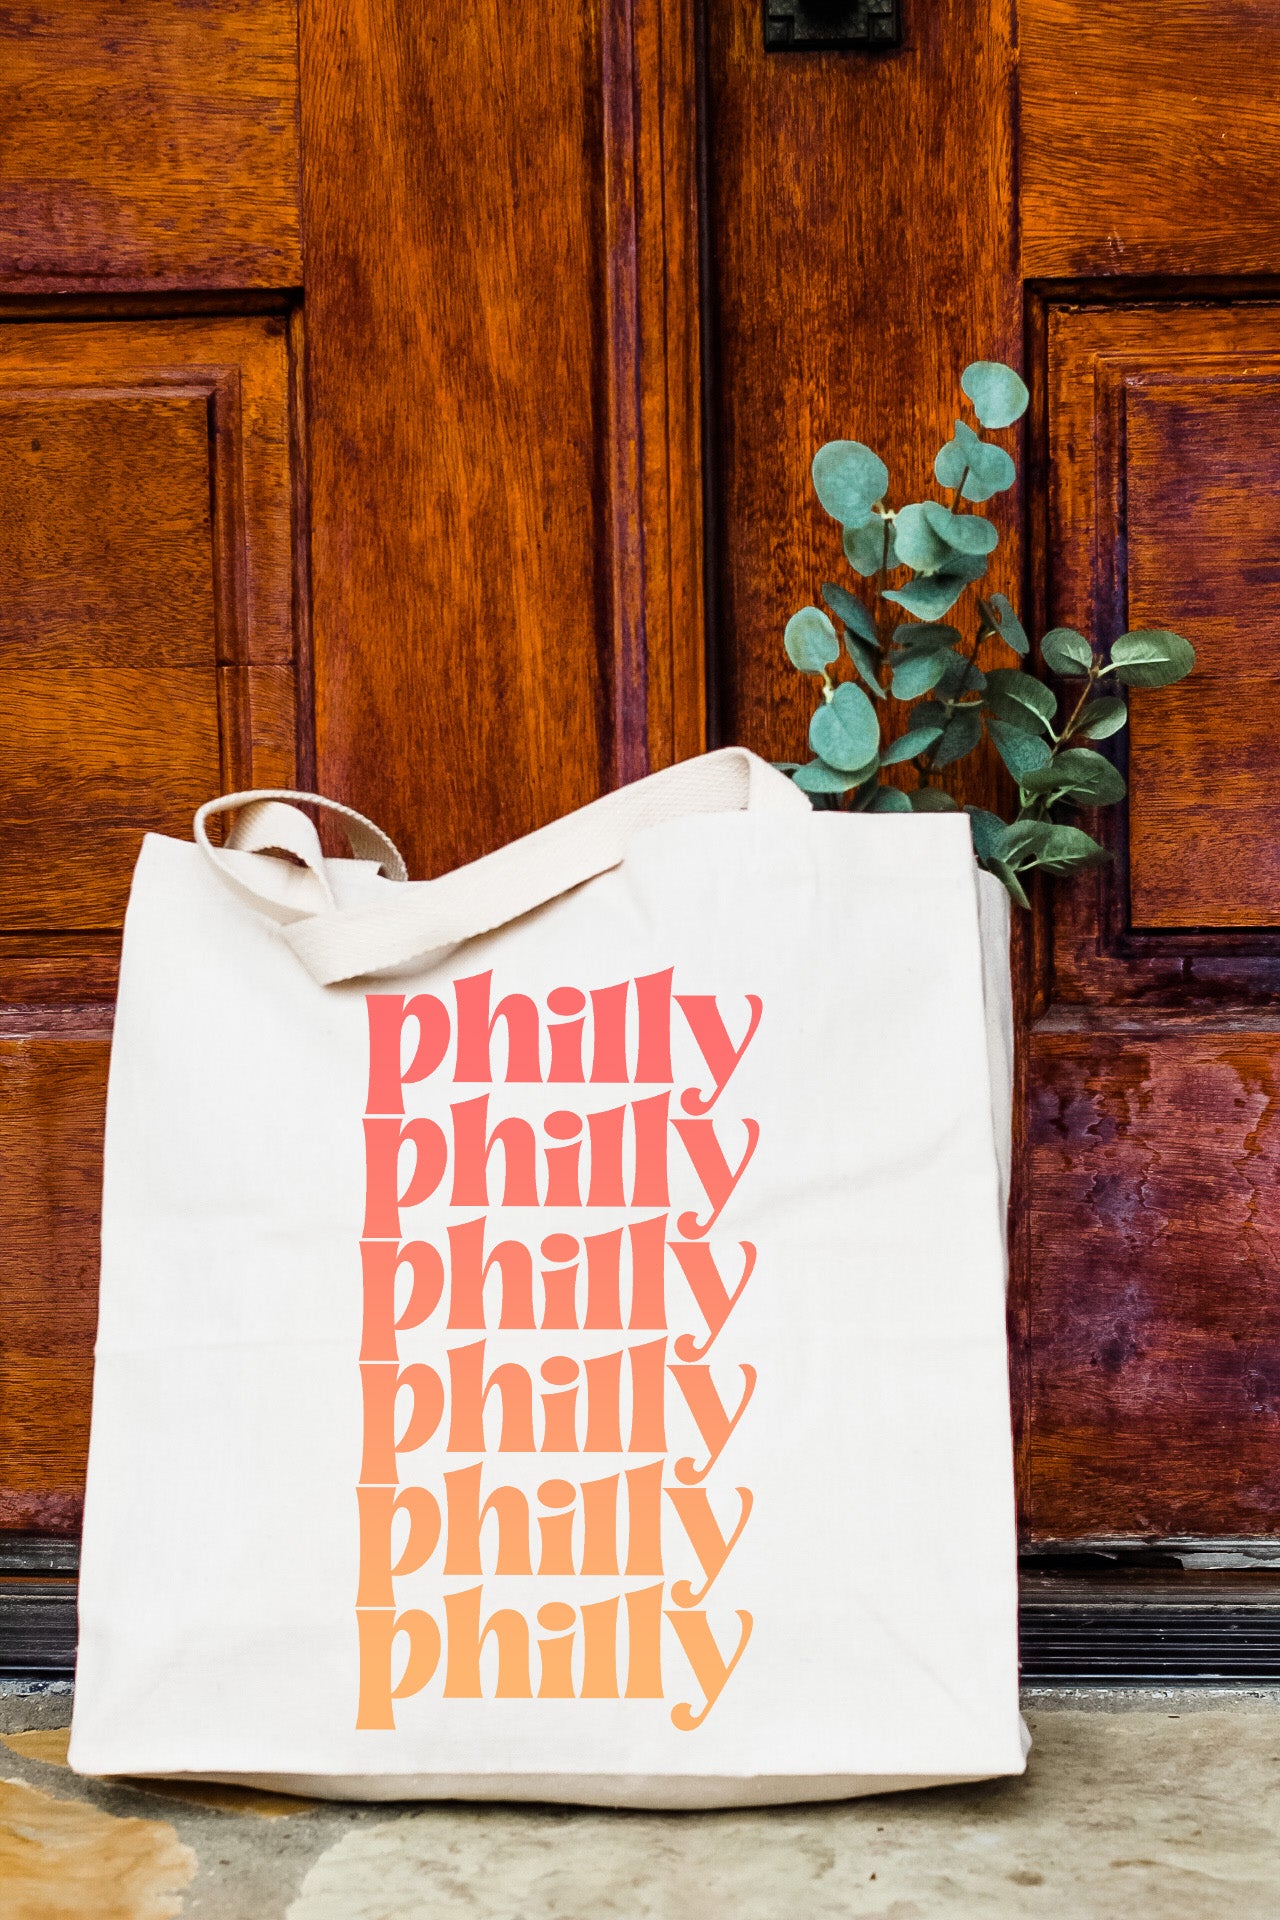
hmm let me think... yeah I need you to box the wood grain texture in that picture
[1128,374,1280,927]
[0,0,301,292]
[1045,302,1280,996]
[704,0,1019,807]
[0,1038,107,1534]
[1027,1020,1280,1537]
[299,0,704,877]
[1020,0,1280,280]
[612,0,707,775]
[0,317,297,946]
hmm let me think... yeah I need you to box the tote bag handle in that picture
[194,747,809,986]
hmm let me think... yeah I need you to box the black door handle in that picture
[763,0,901,50]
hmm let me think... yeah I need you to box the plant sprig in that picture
[775,360,1196,906]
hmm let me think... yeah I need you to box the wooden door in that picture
[3,0,1279,1650]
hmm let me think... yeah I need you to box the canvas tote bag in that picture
[69,746,1025,1807]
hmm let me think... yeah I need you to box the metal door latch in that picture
[763,0,901,50]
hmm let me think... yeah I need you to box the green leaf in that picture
[821,581,878,646]
[844,769,883,812]
[868,784,912,813]
[920,500,1000,557]
[843,517,897,576]
[909,786,959,812]
[981,857,1031,910]
[884,552,988,620]
[811,441,889,529]
[880,723,945,764]
[988,717,1054,780]
[809,680,881,771]
[961,361,1030,429]
[891,622,961,653]
[1026,823,1111,874]
[784,607,839,675]
[985,667,1057,731]
[910,700,949,733]
[792,758,861,794]
[1021,747,1126,805]
[891,648,950,700]
[936,651,986,699]
[1070,697,1128,741]
[999,819,1056,866]
[1108,629,1196,688]
[1041,627,1094,677]
[845,633,887,698]
[773,761,803,773]
[982,592,1028,656]
[893,502,955,574]
[931,704,984,768]
[934,419,1016,502]
[965,806,1010,862]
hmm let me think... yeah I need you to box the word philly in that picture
[356,967,764,1732]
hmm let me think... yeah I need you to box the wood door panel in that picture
[0,0,302,293]
[0,391,217,663]
[1021,0,1280,280]
[1027,1021,1280,1538]
[0,1035,108,1535]
[0,316,299,963]
[0,668,222,930]
[1044,302,1280,1002]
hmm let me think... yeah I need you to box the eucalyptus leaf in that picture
[934,419,1016,502]
[1030,824,1111,873]
[997,821,1055,867]
[1021,747,1126,805]
[792,758,860,794]
[821,581,878,646]
[910,700,949,733]
[982,591,1028,655]
[884,551,987,620]
[843,517,897,576]
[890,648,950,700]
[965,806,1009,862]
[982,857,1031,910]
[893,501,955,574]
[1108,629,1196,688]
[988,717,1054,780]
[868,784,912,813]
[920,500,999,556]
[880,723,945,764]
[784,606,839,674]
[891,622,961,653]
[1041,626,1094,677]
[811,441,889,529]
[1000,819,1108,873]
[846,632,887,698]
[809,680,881,771]
[847,772,884,812]
[908,786,959,812]
[961,360,1029,429]
[1070,696,1128,741]
[935,651,986,699]
[985,667,1057,730]
[931,705,983,768]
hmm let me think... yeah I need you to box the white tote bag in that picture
[70,747,1025,1807]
